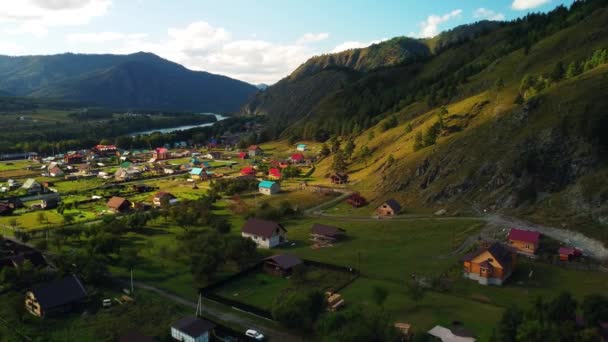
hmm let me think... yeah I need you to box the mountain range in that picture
[0,52,258,113]
[241,0,608,238]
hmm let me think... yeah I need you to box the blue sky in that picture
[0,0,574,83]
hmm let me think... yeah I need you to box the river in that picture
[130,113,228,136]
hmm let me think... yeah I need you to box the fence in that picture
[200,259,360,320]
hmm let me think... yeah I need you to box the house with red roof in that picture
[248,145,263,157]
[63,153,84,164]
[559,247,582,261]
[153,147,169,160]
[290,153,304,163]
[238,151,248,159]
[240,166,256,177]
[507,228,541,255]
[268,168,281,180]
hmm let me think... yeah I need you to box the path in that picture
[129,281,300,342]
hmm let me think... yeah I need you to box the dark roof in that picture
[265,254,302,270]
[508,228,540,244]
[172,316,215,337]
[383,199,402,213]
[463,242,514,269]
[450,326,476,338]
[242,218,285,238]
[30,275,87,310]
[311,224,345,237]
[117,330,155,342]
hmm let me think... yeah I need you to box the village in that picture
[1,132,608,342]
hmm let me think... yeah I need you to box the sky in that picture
[0,0,575,84]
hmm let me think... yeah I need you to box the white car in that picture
[245,329,265,340]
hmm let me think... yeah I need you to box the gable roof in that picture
[241,166,255,175]
[269,168,281,177]
[508,228,540,244]
[290,153,304,161]
[154,192,175,199]
[172,316,215,337]
[383,199,401,212]
[190,167,204,175]
[259,180,277,189]
[22,178,39,189]
[264,254,302,270]
[248,145,261,150]
[107,196,130,210]
[155,147,169,153]
[242,218,285,238]
[311,223,345,237]
[30,275,87,311]
[464,242,514,269]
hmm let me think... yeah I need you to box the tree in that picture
[344,139,356,160]
[317,305,399,342]
[386,154,395,167]
[496,306,523,342]
[367,130,375,141]
[330,136,341,154]
[14,230,31,244]
[62,213,75,225]
[406,280,425,309]
[582,294,608,327]
[271,290,325,332]
[210,216,231,234]
[8,218,18,230]
[225,236,258,269]
[320,144,330,157]
[565,61,581,79]
[550,61,565,82]
[405,123,413,133]
[547,291,577,323]
[36,212,48,227]
[371,285,388,308]
[494,77,505,90]
[332,152,347,173]
[413,131,424,152]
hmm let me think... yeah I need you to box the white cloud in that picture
[511,0,551,10]
[296,32,329,44]
[474,8,505,21]
[67,31,147,43]
[414,9,462,38]
[0,0,111,37]
[104,21,327,84]
[0,41,26,56]
[331,38,386,53]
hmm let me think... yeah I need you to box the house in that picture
[241,218,287,248]
[240,166,256,177]
[310,223,346,243]
[394,323,413,341]
[41,196,60,209]
[0,203,14,216]
[428,325,476,342]
[376,199,401,216]
[171,316,215,342]
[204,152,222,160]
[559,247,582,261]
[329,172,349,184]
[115,167,141,181]
[63,153,83,164]
[259,180,280,195]
[190,168,209,181]
[107,196,132,213]
[264,254,303,277]
[507,228,541,255]
[21,178,42,193]
[462,242,516,286]
[268,168,281,180]
[346,193,367,207]
[49,166,64,177]
[25,275,87,317]
[153,147,170,160]
[248,145,263,157]
[290,153,304,163]
[296,144,307,151]
[238,151,248,159]
[153,192,178,207]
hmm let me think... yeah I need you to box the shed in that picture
[296,144,307,151]
[310,223,346,243]
[507,228,541,255]
[264,253,303,276]
[248,145,263,157]
[171,316,215,342]
[329,172,349,184]
[377,199,401,216]
[559,247,582,261]
[259,180,280,195]
[107,196,132,213]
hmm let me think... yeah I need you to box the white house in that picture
[170,316,215,342]
[258,180,280,195]
[241,218,287,249]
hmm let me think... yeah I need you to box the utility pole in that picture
[196,293,202,316]
[130,268,134,296]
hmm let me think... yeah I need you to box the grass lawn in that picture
[239,188,337,211]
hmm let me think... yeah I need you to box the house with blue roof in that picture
[296,144,307,151]
[259,180,280,195]
[190,167,209,180]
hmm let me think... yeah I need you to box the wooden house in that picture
[376,199,401,216]
[241,218,287,249]
[264,254,302,277]
[63,153,83,164]
[170,316,215,342]
[107,196,132,213]
[248,145,263,157]
[462,242,516,286]
[25,275,87,317]
[259,180,280,195]
[507,228,541,255]
[190,167,209,180]
[153,192,178,207]
[153,147,169,160]
[329,172,349,184]
[310,223,345,244]
[559,247,582,261]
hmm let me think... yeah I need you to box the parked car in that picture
[245,329,264,340]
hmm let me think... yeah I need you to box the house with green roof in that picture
[259,180,280,195]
